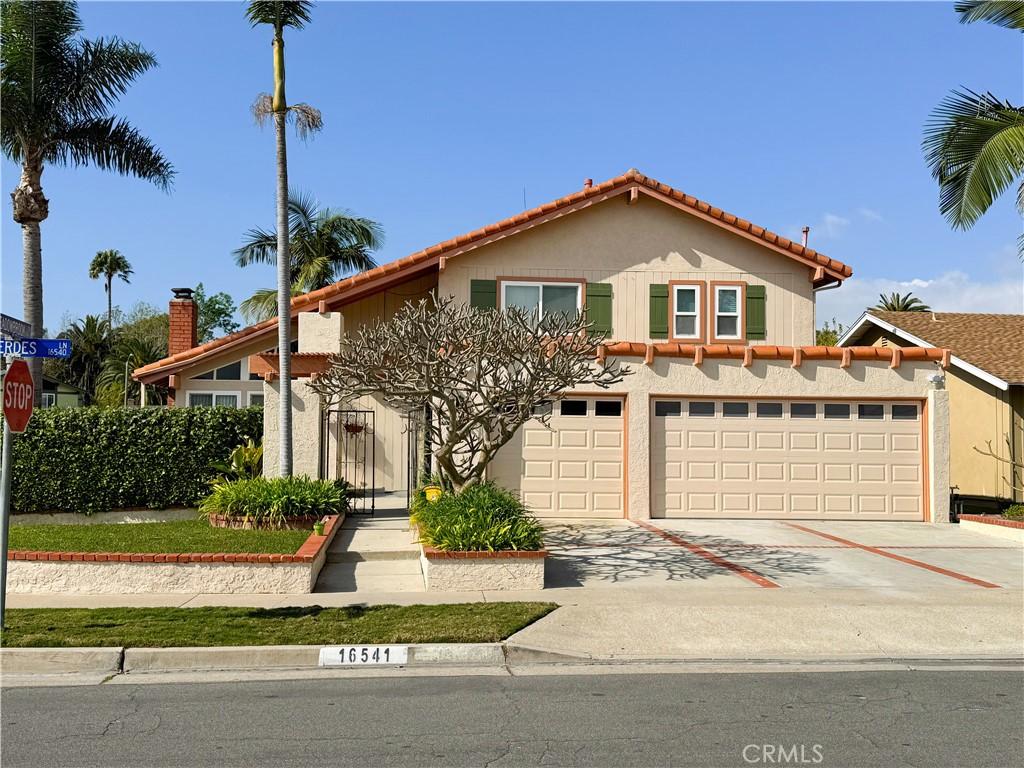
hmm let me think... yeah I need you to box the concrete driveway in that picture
[505,518,1024,661]
[541,518,1023,591]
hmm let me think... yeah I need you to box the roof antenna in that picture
[801,226,810,247]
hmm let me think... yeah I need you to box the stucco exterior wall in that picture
[420,551,545,591]
[437,195,816,346]
[263,379,323,479]
[560,356,950,523]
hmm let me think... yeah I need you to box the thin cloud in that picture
[816,269,1024,328]
[857,207,884,222]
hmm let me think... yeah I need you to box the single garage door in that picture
[489,396,625,518]
[652,399,924,520]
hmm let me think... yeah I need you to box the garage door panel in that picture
[490,397,624,518]
[652,399,924,521]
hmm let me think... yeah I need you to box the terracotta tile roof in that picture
[869,311,1024,384]
[135,169,852,381]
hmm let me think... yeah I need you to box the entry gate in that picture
[322,408,376,515]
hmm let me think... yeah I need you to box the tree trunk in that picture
[11,158,48,407]
[106,277,113,328]
[273,28,293,477]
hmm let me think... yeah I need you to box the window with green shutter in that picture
[586,283,613,335]
[746,284,767,340]
[469,279,497,310]
[649,284,669,339]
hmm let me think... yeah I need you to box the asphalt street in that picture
[2,670,1021,767]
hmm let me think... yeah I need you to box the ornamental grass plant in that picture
[410,482,544,552]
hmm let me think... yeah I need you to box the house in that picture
[839,311,1023,509]
[41,376,85,408]
[135,169,952,522]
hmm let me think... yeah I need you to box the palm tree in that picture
[246,0,322,477]
[98,334,166,406]
[1,1,174,405]
[88,249,133,327]
[873,292,932,313]
[924,3,1024,255]
[234,192,382,322]
[59,315,113,403]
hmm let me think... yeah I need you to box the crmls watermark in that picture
[742,744,824,764]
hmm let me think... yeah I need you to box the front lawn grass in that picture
[0,603,558,647]
[8,520,312,555]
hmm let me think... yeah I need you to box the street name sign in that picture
[2,360,33,433]
[0,338,72,359]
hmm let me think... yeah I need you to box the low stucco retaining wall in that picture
[11,508,197,526]
[7,515,342,594]
[958,515,1024,543]
[420,546,546,591]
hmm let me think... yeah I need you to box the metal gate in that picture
[322,409,375,515]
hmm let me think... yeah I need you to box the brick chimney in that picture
[169,287,198,355]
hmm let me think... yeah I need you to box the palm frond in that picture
[923,89,1024,229]
[251,93,274,127]
[955,0,1024,29]
[233,227,279,267]
[288,102,322,140]
[245,1,314,30]
[240,286,302,324]
[48,115,175,189]
[63,37,158,120]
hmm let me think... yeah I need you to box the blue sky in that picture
[2,1,1022,334]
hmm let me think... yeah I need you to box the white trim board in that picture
[838,312,1009,391]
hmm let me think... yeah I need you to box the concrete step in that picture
[326,549,420,563]
[314,560,424,593]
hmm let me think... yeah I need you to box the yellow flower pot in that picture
[423,485,443,503]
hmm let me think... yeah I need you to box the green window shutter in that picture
[649,284,669,339]
[469,279,497,310]
[586,283,613,335]
[746,284,767,340]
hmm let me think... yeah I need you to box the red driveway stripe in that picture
[784,523,1002,589]
[634,521,781,588]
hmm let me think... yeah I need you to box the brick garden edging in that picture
[958,514,1024,543]
[7,515,342,594]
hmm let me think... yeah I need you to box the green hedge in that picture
[4,407,263,514]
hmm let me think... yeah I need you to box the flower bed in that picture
[206,513,321,531]
[411,483,547,591]
[7,515,343,594]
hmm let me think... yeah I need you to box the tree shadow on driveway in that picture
[542,524,825,588]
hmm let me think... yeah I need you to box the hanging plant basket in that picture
[343,422,365,435]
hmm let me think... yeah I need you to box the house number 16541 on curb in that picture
[319,645,409,666]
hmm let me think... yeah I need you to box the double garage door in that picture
[652,399,925,520]
[491,395,925,521]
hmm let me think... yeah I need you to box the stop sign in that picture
[3,359,34,433]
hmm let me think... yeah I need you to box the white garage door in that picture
[652,399,924,520]
[489,396,625,518]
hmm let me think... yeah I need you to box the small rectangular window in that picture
[215,361,241,381]
[892,404,919,420]
[595,400,622,417]
[672,284,701,340]
[41,392,56,408]
[791,403,817,419]
[858,403,884,420]
[824,403,850,419]
[714,285,743,340]
[560,399,587,416]
[655,401,681,417]
[688,401,715,417]
[723,402,749,418]
[188,393,214,408]
[757,402,783,418]
[214,394,239,408]
[248,394,264,407]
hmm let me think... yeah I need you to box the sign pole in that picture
[0,353,10,627]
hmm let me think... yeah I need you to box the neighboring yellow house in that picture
[135,169,954,522]
[839,311,1023,510]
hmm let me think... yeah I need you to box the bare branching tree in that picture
[974,423,1024,495]
[310,296,631,491]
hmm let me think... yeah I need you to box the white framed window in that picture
[248,392,265,407]
[500,281,582,320]
[187,392,240,408]
[671,283,702,340]
[713,284,743,340]
[41,392,56,408]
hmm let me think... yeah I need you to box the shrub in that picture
[410,482,544,552]
[199,477,348,528]
[3,406,262,514]
[1005,504,1024,520]
[210,439,264,484]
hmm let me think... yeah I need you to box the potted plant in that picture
[313,519,326,536]
[343,421,364,435]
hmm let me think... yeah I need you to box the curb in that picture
[0,647,124,675]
